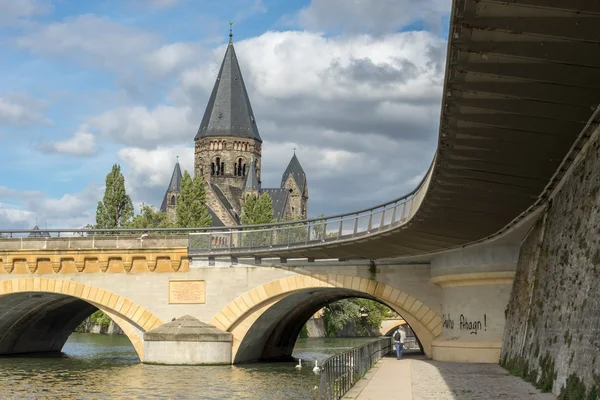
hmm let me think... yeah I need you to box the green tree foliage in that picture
[95,164,134,229]
[175,171,211,228]
[241,193,275,225]
[323,298,391,337]
[126,204,173,229]
[241,193,275,247]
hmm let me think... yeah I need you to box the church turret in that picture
[194,27,262,197]
[281,152,308,219]
[243,154,260,202]
[160,158,182,219]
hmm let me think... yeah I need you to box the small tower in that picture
[243,154,260,202]
[281,152,308,219]
[193,26,262,197]
[160,158,183,220]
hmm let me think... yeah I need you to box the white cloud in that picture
[0,184,102,230]
[0,95,52,127]
[89,105,195,147]
[15,15,203,80]
[37,125,98,157]
[296,0,450,34]
[0,0,51,27]
[118,146,194,206]
[15,15,159,74]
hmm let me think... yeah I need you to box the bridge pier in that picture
[429,243,518,363]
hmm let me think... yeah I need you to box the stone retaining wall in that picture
[501,127,600,397]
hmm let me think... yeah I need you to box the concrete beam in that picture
[461,17,600,42]
[453,99,592,123]
[455,41,600,68]
[482,0,600,15]
[450,81,600,106]
[459,62,600,89]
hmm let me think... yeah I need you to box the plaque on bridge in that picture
[169,280,206,304]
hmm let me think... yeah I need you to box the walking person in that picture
[393,326,406,360]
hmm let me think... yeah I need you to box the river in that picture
[0,333,382,399]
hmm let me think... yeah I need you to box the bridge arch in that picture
[209,274,442,363]
[0,278,163,361]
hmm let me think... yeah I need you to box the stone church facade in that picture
[161,35,308,226]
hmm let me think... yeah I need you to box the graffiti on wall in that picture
[442,314,487,335]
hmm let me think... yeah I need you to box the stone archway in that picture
[209,274,443,362]
[0,278,163,361]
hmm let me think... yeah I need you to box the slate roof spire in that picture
[281,153,307,194]
[244,154,260,191]
[160,159,183,212]
[194,31,262,142]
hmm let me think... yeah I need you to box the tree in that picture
[241,193,275,225]
[175,171,211,228]
[126,204,173,229]
[96,164,134,229]
[241,193,275,246]
[323,298,391,337]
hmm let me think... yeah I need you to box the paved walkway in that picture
[345,355,556,400]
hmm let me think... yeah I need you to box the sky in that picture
[0,0,451,229]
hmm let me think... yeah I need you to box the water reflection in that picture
[0,334,381,399]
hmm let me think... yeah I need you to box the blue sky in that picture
[0,0,450,229]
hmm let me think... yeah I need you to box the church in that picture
[160,32,308,226]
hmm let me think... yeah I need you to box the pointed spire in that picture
[194,32,262,143]
[167,158,182,192]
[160,160,183,212]
[244,154,260,191]
[281,152,307,194]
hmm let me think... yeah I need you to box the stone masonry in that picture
[501,125,600,396]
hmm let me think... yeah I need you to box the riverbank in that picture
[75,311,124,335]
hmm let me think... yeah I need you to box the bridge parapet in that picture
[0,235,188,274]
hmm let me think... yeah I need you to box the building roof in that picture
[244,156,260,191]
[28,225,50,238]
[210,183,241,224]
[281,153,307,194]
[160,161,183,212]
[207,207,225,227]
[194,41,262,142]
[260,188,290,222]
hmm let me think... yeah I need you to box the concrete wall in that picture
[501,128,600,396]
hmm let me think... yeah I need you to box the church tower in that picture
[281,152,308,219]
[194,28,262,220]
[160,159,182,220]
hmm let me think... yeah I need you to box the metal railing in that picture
[0,162,434,255]
[317,337,392,400]
[187,162,434,255]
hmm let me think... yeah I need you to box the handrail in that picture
[317,337,392,400]
[0,159,435,236]
[0,160,435,256]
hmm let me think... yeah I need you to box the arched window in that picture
[216,157,221,175]
[243,163,246,176]
[221,161,225,175]
[170,195,176,206]
[237,158,243,176]
[245,143,248,152]
[211,162,215,175]
[222,141,226,149]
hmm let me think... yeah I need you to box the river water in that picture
[0,333,381,399]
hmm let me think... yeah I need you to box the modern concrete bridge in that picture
[1,0,599,367]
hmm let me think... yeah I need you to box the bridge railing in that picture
[188,162,434,255]
[317,337,392,400]
[0,161,434,254]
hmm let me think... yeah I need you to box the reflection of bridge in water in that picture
[1,0,600,377]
